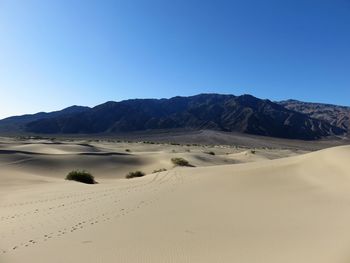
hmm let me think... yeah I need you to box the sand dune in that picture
[1,139,350,262]
[0,139,299,184]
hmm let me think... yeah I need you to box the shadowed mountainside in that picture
[0,94,346,140]
[279,99,350,131]
[0,106,90,133]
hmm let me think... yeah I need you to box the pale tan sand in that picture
[1,139,350,263]
[0,139,299,182]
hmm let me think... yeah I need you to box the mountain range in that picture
[279,99,350,131]
[0,94,348,140]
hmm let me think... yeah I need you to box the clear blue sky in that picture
[1,0,349,118]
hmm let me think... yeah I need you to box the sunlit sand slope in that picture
[0,140,300,186]
[1,146,350,263]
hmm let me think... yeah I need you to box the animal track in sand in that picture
[0,183,150,222]
[0,176,161,210]
[0,171,184,255]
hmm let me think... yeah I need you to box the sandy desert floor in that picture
[1,137,350,263]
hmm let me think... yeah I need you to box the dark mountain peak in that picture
[0,93,346,139]
[5,93,342,140]
[0,105,89,122]
[93,101,118,109]
[232,95,281,112]
[237,94,257,99]
[0,105,89,133]
[280,99,300,103]
[280,99,350,108]
[62,105,89,111]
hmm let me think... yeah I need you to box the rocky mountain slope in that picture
[279,100,350,131]
[0,94,344,140]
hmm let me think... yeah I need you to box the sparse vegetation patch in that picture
[171,157,190,167]
[126,171,145,179]
[65,170,96,184]
[152,168,167,173]
[143,141,156,144]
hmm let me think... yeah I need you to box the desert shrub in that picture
[250,150,256,154]
[126,171,145,179]
[125,149,131,152]
[205,151,215,155]
[152,168,167,173]
[65,170,96,184]
[143,141,155,144]
[171,157,190,167]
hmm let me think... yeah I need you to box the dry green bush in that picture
[171,157,190,167]
[126,171,145,179]
[66,170,96,184]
